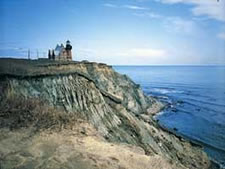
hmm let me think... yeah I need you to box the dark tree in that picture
[48,50,52,59]
[52,50,55,60]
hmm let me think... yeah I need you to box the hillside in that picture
[0,58,211,169]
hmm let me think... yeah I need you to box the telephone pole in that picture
[37,50,39,59]
[28,49,30,60]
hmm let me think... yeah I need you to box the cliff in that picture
[0,58,210,169]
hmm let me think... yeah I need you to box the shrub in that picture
[0,90,79,131]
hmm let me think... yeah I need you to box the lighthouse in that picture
[65,40,72,60]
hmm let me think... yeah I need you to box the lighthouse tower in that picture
[65,40,72,60]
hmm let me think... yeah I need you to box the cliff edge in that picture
[0,58,210,169]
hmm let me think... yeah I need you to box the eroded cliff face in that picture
[0,59,210,169]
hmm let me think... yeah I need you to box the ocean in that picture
[114,65,225,167]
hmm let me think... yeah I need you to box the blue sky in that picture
[0,0,225,65]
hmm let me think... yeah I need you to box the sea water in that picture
[114,65,225,167]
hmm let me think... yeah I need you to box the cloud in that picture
[122,5,147,10]
[0,47,28,52]
[104,2,201,36]
[103,3,118,8]
[156,0,225,22]
[103,3,148,10]
[117,48,167,58]
[133,12,163,18]
[78,47,166,58]
[217,32,225,40]
[133,11,201,36]
[164,17,198,34]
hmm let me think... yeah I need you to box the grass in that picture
[0,58,110,78]
[0,87,80,131]
[0,58,63,76]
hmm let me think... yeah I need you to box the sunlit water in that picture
[114,65,225,167]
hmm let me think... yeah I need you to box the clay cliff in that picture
[0,58,211,169]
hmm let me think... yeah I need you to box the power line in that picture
[43,52,46,58]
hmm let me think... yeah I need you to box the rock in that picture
[173,127,178,131]
[171,108,178,112]
[177,100,184,104]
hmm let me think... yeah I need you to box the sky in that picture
[0,0,225,65]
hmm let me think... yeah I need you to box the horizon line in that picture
[112,64,225,66]
[0,57,225,66]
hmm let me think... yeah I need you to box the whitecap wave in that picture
[152,88,184,94]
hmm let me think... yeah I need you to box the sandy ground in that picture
[0,121,185,169]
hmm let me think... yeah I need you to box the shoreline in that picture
[154,109,222,169]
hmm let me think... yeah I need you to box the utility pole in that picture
[37,50,39,59]
[28,49,30,60]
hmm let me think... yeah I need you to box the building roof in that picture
[55,44,65,56]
